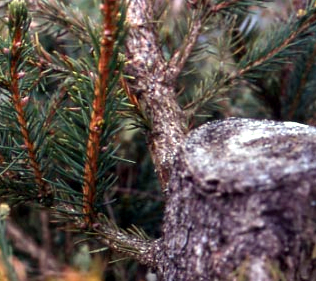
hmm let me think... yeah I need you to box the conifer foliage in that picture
[0,0,316,280]
[0,0,126,221]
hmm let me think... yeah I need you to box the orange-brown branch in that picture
[82,0,118,225]
[10,25,47,197]
[208,0,240,14]
[120,76,140,109]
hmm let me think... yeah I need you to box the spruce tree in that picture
[0,0,316,280]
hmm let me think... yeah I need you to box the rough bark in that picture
[156,118,316,281]
[124,1,316,280]
[125,0,187,187]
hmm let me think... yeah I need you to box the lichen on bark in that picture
[125,0,188,187]
[124,1,316,280]
[159,118,316,281]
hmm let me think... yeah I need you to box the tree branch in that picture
[82,0,118,225]
[93,223,160,267]
[125,0,187,188]
[167,15,202,80]
[8,0,52,201]
[6,219,60,271]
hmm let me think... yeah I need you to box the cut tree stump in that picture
[158,118,316,281]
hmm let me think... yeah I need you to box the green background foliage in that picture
[0,0,315,280]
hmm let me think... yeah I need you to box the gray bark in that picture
[125,0,187,186]
[124,1,316,280]
[156,118,316,281]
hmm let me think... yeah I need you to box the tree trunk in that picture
[124,1,316,279]
[155,118,316,281]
